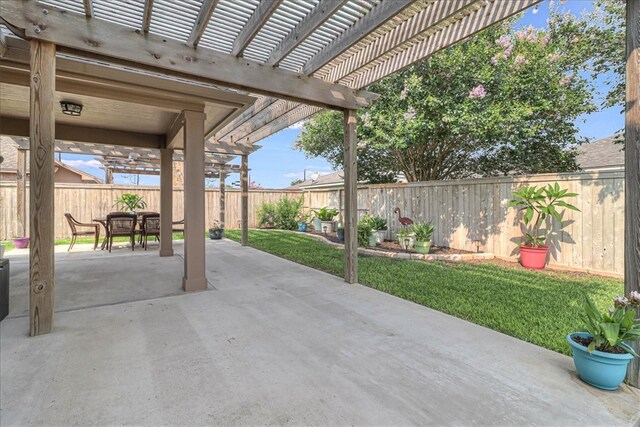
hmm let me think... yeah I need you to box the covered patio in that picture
[0,0,639,420]
[2,239,639,425]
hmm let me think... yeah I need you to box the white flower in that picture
[468,85,487,99]
[403,106,417,120]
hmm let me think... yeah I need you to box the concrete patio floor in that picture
[1,239,639,426]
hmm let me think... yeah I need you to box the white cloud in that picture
[305,165,333,171]
[63,159,103,169]
[283,172,303,179]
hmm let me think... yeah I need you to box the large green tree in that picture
[295,3,623,182]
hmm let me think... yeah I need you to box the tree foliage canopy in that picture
[295,2,624,182]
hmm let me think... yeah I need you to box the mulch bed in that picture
[309,231,474,255]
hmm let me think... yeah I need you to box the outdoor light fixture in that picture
[404,238,410,253]
[322,225,328,235]
[532,4,539,14]
[60,101,83,116]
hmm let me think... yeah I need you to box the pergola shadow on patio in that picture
[0,0,638,391]
[1,238,639,425]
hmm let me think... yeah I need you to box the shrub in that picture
[369,215,388,231]
[357,217,373,247]
[114,193,146,212]
[257,202,277,228]
[274,197,304,230]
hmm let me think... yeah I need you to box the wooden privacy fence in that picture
[0,182,301,241]
[0,170,624,275]
[302,170,625,276]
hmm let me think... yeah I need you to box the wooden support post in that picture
[219,166,226,229]
[625,0,640,388]
[241,154,249,246]
[159,148,174,257]
[182,111,207,291]
[343,109,357,284]
[29,40,56,336]
[104,167,113,184]
[16,148,27,237]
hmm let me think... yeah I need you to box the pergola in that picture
[0,0,637,386]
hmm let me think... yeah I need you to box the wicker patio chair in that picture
[106,212,137,252]
[64,212,100,251]
[141,213,160,250]
[172,219,184,235]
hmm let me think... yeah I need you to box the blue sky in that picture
[61,0,622,189]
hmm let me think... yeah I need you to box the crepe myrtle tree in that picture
[295,4,621,182]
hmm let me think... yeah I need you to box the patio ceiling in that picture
[0,0,539,153]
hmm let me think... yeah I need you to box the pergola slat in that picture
[82,0,94,17]
[187,0,220,48]
[231,0,283,57]
[301,0,416,75]
[266,0,348,66]
[142,0,154,33]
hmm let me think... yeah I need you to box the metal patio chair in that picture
[141,213,160,250]
[64,212,100,251]
[106,212,137,252]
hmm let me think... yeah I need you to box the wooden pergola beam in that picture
[625,0,640,388]
[266,0,347,67]
[343,109,357,284]
[240,154,249,245]
[0,117,164,149]
[214,96,278,140]
[218,100,299,144]
[142,0,154,33]
[302,0,416,75]
[0,1,376,111]
[82,0,94,18]
[231,0,282,57]
[188,0,220,48]
[16,148,26,237]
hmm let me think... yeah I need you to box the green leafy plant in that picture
[396,228,413,239]
[313,207,339,222]
[114,193,147,212]
[257,202,277,229]
[357,218,374,247]
[508,182,579,247]
[411,222,435,242]
[579,292,640,356]
[274,197,304,230]
[368,215,388,231]
[296,211,310,223]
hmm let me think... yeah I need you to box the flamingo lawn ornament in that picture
[394,208,413,226]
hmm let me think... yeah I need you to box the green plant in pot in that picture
[396,228,415,251]
[411,222,435,254]
[368,215,388,243]
[313,207,339,234]
[114,193,147,213]
[208,223,223,240]
[508,183,579,270]
[357,218,376,248]
[296,211,310,232]
[567,292,640,390]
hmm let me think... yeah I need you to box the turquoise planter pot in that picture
[297,222,308,232]
[312,218,321,232]
[566,333,634,391]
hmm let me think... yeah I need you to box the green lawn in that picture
[225,229,623,355]
[2,233,184,251]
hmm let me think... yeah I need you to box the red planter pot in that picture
[519,245,549,270]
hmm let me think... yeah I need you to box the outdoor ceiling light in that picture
[60,101,83,116]
[532,5,539,14]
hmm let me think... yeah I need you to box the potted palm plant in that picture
[369,216,388,243]
[114,193,147,214]
[412,222,435,254]
[313,207,339,234]
[567,293,640,390]
[508,183,579,269]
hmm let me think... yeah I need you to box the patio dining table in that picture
[93,212,158,250]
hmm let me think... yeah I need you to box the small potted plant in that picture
[12,236,29,249]
[357,218,376,248]
[114,193,147,214]
[369,216,388,243]
[297,212,310,232]
[209,223,224,240]
[412,222,435,254]
[567,293,640,391]
[313,207,339,234]
[336,226,345,243]
[508,183,579,269]
[396,228,415,250]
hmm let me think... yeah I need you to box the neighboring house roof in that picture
[0,136,103,183]
[577,135,624,171]
[288,171,344,190]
